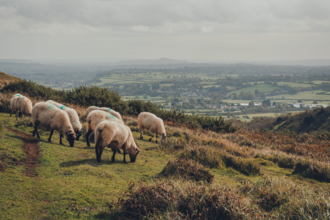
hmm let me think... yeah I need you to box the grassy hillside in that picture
[0,71,20,89]
[1,109,330,219]
[1,78,330,219]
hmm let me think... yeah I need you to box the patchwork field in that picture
[229,84,280,94]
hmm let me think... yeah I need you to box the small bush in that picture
[160,159,214,183]
[172,131,181,137]
[180,146,224,169]
[293,160,330,182]
[277,157,295,169]
[0,98,10,113]
[181,146,261,175]
[183,132,190,141]
[114,181,260,220]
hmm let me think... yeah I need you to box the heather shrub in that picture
[160,159,214,183]
[293,160,330,182]
[181,146,261,175]
[114,181,260,220]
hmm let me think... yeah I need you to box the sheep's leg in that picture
[60,134,64,145]
[16,111,19,120]
[10,110,12,117]
[140,129,144,140]
[149,134,154,142]
[48,129,54,142]
[117,149,122,154]
[111,149,117,162]
[97,146,105,163]
[86,129,93,147]
[33,125,40,138]
[155,134,158,144]
[95,145,99,162]
[123,149,127,163]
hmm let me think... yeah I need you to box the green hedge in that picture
[1,80,236,133]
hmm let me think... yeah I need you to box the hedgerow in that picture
[1,80,236,133]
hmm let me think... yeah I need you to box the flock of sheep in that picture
[9,94,167,163]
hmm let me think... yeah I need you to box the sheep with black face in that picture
[94,120,141,163]
[47,100,82,140]
[86,110,124,147]
[86,106,123,122]
[32,102,76,147]
[138,112,166,143]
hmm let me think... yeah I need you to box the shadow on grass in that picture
[59,158,133,167]
[94,212,120,220]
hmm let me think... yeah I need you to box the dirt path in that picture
[5,126,40,177]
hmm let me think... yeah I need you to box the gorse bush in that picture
[160,159,214,183]
[1,80,236,133]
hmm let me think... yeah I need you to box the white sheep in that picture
[86,110,123,147]
[32,102,76,147]
[94,120,141,163]
[47,100,83,140]
[86,106,123,121]
[138,112,166,143]
[10,94,22,117]
[16,96,32,118]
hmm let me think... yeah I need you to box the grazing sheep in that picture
[10,94,22,117]
[47,100,82,140]
[86,106,123,121]
[86,110,123,147]
[94,120,141,163]
[138,112,166,143]
[16,96,32,118]
[32,102,76,147]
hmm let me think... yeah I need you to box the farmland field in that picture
[269,90,330,100]
[276,82,312,88]
[229,83,280,94]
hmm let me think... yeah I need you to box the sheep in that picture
[16,96,32,118]
[86,110,123,147]
[94,120,141,163]
[47,100,83,140]
[10,94,22,117]
[86,106,123,121]
[138,112,166,143]
[32,102,76,147]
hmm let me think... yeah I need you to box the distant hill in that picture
[0,59,34,64]
[0,71,21,89]
[253,59,330,66]
[110,58,190,66]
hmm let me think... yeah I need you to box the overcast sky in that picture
[0,0,330,61]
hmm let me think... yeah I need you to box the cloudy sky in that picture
[0,0,330,61]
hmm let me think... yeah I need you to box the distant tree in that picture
[298,99,302,103]
[282,96,285,100]
[259,92,266,99]
[262,99,271,107]
[272,101,276,106]
[313,100,318,104]
[232,93,238,99]
[255,89,259,95]
[249,101,254,107]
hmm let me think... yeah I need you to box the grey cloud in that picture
[1,0,330,34]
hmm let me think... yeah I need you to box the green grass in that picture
[311,80,330,84]
[277,82,312,88]
[2,110,330,219]
[229,83,280,94]
[0,113,173,219]
[269,90,330,100]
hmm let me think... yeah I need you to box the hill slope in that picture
[274,107,330,134]
[0,71,20,89]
